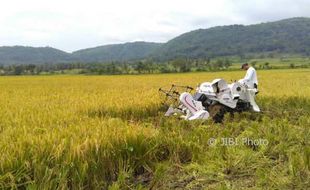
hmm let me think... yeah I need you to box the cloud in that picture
[0,0,309,52]
[231,0,310,24]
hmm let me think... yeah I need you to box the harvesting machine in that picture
[159,79,260,122]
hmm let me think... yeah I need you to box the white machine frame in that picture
[161,79,260,121]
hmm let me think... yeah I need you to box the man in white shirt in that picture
[240,63,258,89]
[239,63,260,112]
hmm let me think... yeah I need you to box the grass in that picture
[0,69,309,189]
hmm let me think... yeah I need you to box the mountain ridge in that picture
[71,41,162,62]
[1,17,310,65]
[153,17,310,60]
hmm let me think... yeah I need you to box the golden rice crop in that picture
[0,69,309,189]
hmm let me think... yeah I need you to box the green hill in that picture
[0,46,72,65]
[153,17,310,60]
[72,41,162,62]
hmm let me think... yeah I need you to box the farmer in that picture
[240,63,258,89]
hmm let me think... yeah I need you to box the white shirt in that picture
[243,66,258,88]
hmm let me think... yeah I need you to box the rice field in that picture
[0,69,309,189]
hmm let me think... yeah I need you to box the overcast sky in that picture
[0,0,309,52]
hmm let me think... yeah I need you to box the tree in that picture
[122,63,131,74]
[13,65,23,75]
[135,62,145,74]
[224,58,232,68]
[215,59,224,68]
[171,58,189,72]
[251,61,257,69]
[263,62,270,69]
[26,64,36,74]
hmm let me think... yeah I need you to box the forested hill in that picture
[71,42,162,62]
[0,46,72,65]
[1,17,310,65]
[153,17,310,60]
[0,42,162,65]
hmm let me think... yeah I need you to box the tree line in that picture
[1,57,308,76]
[0,58,232,75]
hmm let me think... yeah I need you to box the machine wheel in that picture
[208,104,227,123]
[235,101,252,112]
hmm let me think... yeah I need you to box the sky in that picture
[0,0,310,52]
